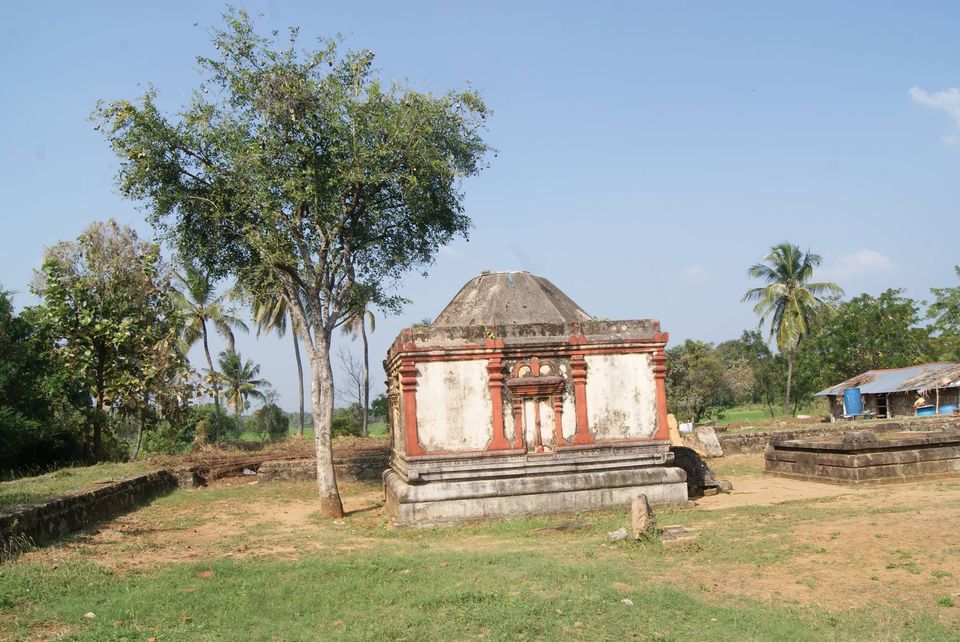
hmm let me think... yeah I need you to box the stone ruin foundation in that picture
[382,271,688,527]
[765,427,960,485]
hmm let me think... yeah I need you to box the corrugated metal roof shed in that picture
[816,362,960,396]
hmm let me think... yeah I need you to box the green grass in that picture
[2,548,954,641]
[5,463,960,639]
[718,406,779,425]
[717,400,830,426]
[0,461,160,508]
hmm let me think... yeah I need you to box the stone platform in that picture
[765,429,960,486]
[384,443,688,527]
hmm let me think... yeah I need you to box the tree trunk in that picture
[292,331,305,437]
[784,351,794,417]
[361,319,369,437]
[235,396,242,435]
[201,319,223,442]
[133,412,144,461]
[93,349,105,460]
[309,328,344,517]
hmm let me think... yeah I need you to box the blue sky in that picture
[2,1,959,409]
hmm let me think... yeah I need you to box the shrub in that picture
[254,403,288,442]
[332,405,362,437]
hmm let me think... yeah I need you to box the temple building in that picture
[383,271,687,527]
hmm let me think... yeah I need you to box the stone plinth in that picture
[765,429,960,486]
[384,443,687,527]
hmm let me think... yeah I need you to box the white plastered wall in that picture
[584,353,657,439]
[415,360,493,452]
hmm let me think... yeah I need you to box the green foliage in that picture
[0,291,89,473]
[716,330,786,416]
[743,243,843,353]
[217,351,270,426]
[666,340,735,423]
[370,393,388,420]
[253,402,288,442]
[175,264,247,442]
[795,289,937,396]
[94,10,491,507]
[332,404,363,437]
[742,242,842,414]
[30,220,194,461]
[928,266,960,359]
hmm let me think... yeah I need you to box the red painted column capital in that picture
[399,360,423,456]
[652,346,670,441]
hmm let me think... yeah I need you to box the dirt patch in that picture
[19,479,387,571]
[697,475,858,510]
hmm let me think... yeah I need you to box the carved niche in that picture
[505,357,567,452]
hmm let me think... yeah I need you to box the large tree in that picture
[742,242,842,415]
[32,220,185,460]
[175,265,247,443]
[796,289,937,394]
[95,11,489,515]
[665,340,734,424]
[928,266,960,360]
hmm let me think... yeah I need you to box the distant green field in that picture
[717,406,778,425]
[238,421,388,442]
[716,399,829,425]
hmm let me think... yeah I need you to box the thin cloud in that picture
[680,264,709,283]
[909,86,960,142]
[819,249,897,282]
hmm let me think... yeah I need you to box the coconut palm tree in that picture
[176,264,248,442]
[742,242,843,415]
[252,291,306,436]
[340,300,375,436]
[218,350,269,431]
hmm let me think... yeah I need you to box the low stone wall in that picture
[718,427,840,455]
[717,417,960,456]
[0,469,177,558]
[258,447,391,483]
[766,429,960,485]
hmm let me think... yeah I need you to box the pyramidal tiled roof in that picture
[432,271,592,327]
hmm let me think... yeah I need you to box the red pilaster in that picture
[487,355,511,450]
[652,342,670,441]
[399,360,423,456]
[570,353,594,445]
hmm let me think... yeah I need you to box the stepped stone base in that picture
[765,429,960,486]
[384,443,688,527]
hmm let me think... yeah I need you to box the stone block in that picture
[631,494,656,540]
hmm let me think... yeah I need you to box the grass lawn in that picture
[3,460,960,640]
[717,400,830,426]
[0,461,160,509]
[717,405,778,425]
